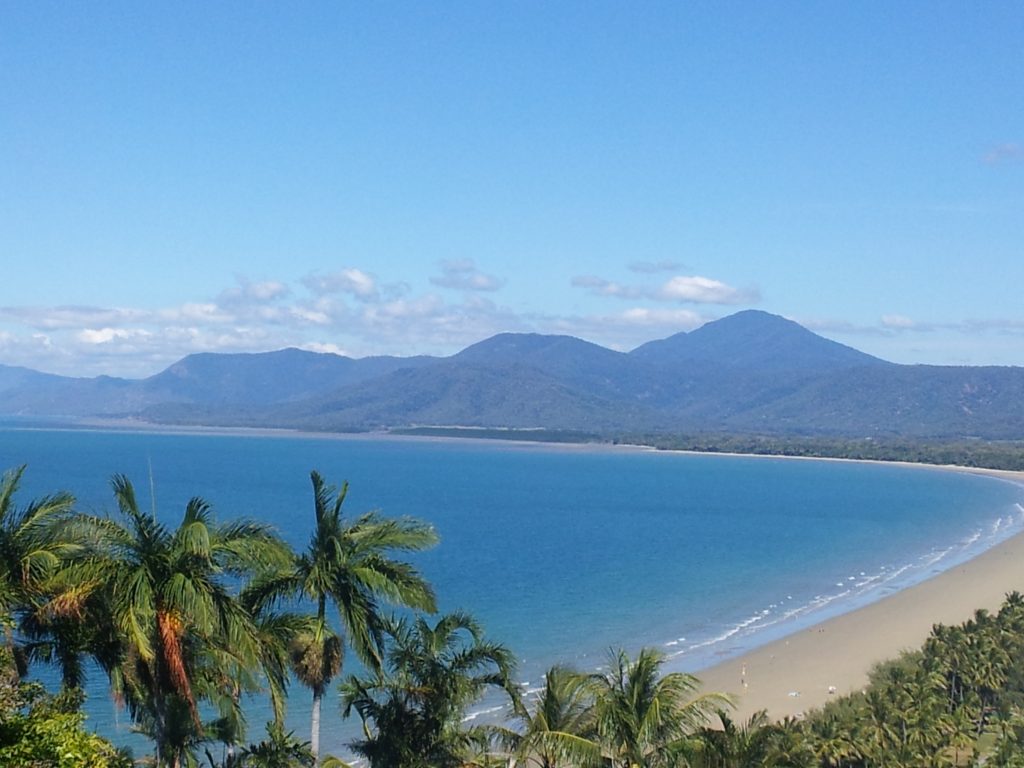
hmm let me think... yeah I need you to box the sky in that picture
[1,2,1022,378]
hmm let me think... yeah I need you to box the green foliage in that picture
[618,432,1024,472]
[341,611,516,768]
[504,664,601,768]
[0,704,131,768]
[586,648,730,768]
[0,626,130,768]
[256,470,438,761]
[396,427,1024,473]
[796,592,1024,766]
[233,722,317,768]
[498,649,734,768]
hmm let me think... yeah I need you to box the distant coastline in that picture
[5,415,1023,475]
[6,415,1024,475]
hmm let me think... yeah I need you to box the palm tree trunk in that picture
[311,686,322,761]
[311,595,326,761]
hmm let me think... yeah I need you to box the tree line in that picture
[391,428,1024,472]
[619,433,1024,472]
[4,463,1024,767]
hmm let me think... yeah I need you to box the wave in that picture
[462,705,507,723]
[658,505,1024,673]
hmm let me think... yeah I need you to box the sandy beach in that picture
[696,467,1024,722]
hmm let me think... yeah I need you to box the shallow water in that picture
[2,427,1022,759]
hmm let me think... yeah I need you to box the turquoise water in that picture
[2,427,1023,758]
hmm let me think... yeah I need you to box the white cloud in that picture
[77,327,152,345]
[159,303,235,324]
[4,264,1021,378]
[299,341,350,356]
[618,307,704,326]
[429,259,504,292]
[880,314,917,330]
[303,268,378,299]
[289,307,333,325]
[656,275,754,304]
[572,273,757,305]
[219,277,290,305]
[533,307,707,352]
[570,275,645,299]
[0,305,149,331]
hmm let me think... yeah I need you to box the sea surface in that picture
[3,427,1023,760]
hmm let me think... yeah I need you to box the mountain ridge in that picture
[2,311,1022,439]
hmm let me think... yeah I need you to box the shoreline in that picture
[694,488,1024,722]
[7,417,1023,470]
[6,422,1024,724]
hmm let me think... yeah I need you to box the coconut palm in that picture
[807,708,862,768]
[586,647,730,768]
[689,709,784,767]
[76,474,291,768]
[252,470,438,761]
[341,611,517,768]
[0,465,77,660]
[762,716,816,768]
[504,664,600,768]
[235,722,317,768]
[240,594,315,732]
[855,656,952,767]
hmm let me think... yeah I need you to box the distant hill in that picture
[2,311,1023,440]
[143,348,437,406]
[631,310,886,371]
[0,349,436,419]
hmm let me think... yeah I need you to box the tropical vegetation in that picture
[5,462,1024,767]
[246,471,438,762]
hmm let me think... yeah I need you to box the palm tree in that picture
[504,664,600,768]
[341,611,517,768]
[0,465,77,665]
[77,474,291,768]
[855,656,951,767]
[762,716,816,768]
[240,592,316,732]
[234,722,317,768]
[689,709,782,767]
[255,470,438,761]
[586,648,730,768]
[288,624,342,762]
[807,707,862,768]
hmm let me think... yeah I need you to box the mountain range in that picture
[2,310,1023,440]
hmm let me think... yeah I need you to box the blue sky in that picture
[2,2,1022,377]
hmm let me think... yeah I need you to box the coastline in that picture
[695,474,1024,722]
[6,422,1024,726]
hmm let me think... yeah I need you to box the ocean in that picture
[2,427,1023,759]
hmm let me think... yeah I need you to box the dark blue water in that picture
[2,427,1022,759]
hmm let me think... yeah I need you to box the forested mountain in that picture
[631,310,887,371]
[2,310,1023,440]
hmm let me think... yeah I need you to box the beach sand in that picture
[695,468,1024,722]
